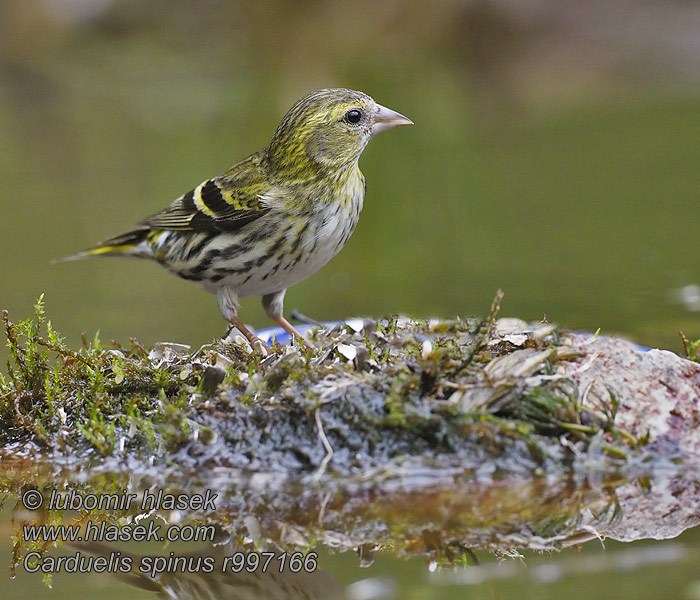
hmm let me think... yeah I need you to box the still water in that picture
[3,466,700,600]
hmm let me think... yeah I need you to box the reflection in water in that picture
[431,543,694,586]
[68,541,347,600]
[8,464,696,598]
[4,448,700,600]
[4,470,621,564]
[582,469,700,542]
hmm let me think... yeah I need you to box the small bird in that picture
[64,88,412,353]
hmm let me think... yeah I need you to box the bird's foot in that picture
[294,336,317,351]
[274,315,317,351]
[225,318,274,356]
[251,337,273,357]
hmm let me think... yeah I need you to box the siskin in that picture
[64,88,412,353]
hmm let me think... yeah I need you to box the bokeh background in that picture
[2,0,699,359]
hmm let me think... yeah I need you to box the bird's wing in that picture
[139,155,272,233]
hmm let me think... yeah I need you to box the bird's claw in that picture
[252,338,273,357]
[293,336,316,352]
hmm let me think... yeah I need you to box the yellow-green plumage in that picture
[66,88,412,352]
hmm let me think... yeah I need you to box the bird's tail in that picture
[54,228,154,263]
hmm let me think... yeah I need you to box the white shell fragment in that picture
[345,318,365,333]
[212,352,233,369]
[148,342,192,364]
[491,319,558,347]
[337,343,358,361]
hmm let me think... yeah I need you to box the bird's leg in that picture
[225,315,272,356]
[262,290,316,350]
[218,286,271,356]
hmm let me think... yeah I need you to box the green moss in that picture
[680,331,700,363]
[1,297,198,456]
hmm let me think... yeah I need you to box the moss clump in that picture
[680,331,700,364]
[0,296,199,456]
[1,294,652,570]
[0,295,642,468]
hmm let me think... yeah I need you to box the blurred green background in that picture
[1,0,699,358]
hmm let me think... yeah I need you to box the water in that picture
[3,464,700,600]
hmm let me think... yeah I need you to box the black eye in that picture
[345,109,362,124]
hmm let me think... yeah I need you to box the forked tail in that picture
[54,228,154,262]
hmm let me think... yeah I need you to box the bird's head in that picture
[266,88,412,177]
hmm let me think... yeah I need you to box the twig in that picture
[317,491,331,527]
[313,407,334,483]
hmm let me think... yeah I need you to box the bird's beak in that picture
[370,103,413,136]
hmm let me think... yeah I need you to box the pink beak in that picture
[370,103,413,136]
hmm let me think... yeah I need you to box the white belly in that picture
[184,186,363,298]
[234,199,360,297]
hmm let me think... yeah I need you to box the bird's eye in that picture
[345,109,362,124]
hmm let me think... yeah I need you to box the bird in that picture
[62,88,412,354]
